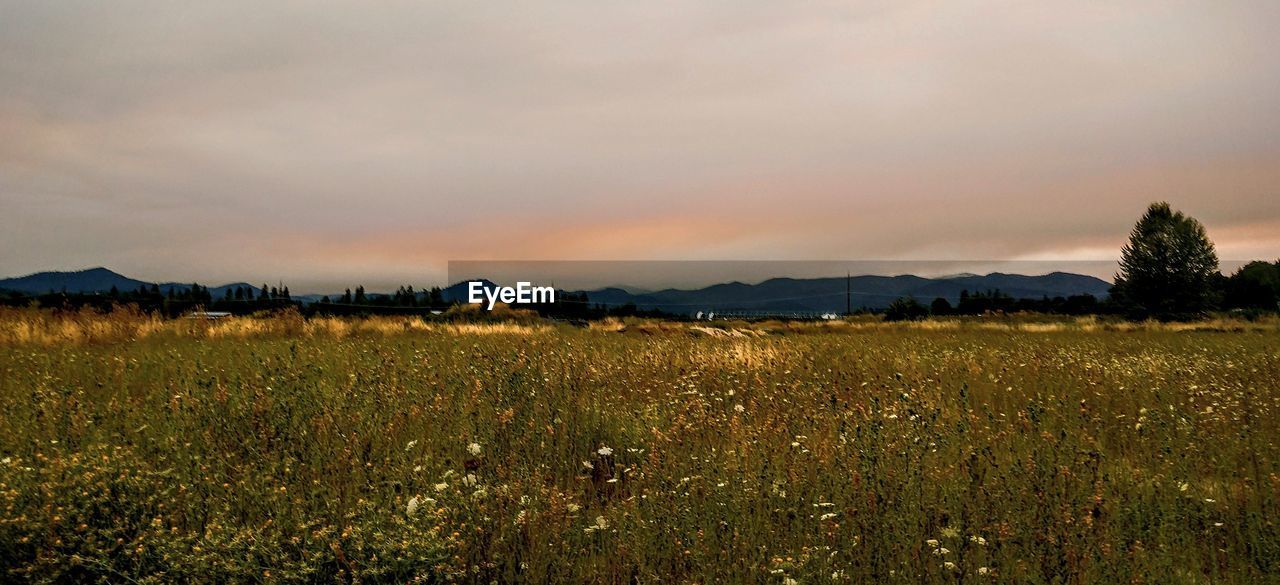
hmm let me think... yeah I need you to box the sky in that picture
[2,1,1279,292]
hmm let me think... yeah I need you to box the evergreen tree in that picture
[1113,202,1219,319]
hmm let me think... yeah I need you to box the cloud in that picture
[1,0,1278,291]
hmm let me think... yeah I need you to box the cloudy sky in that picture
[2,1,1278,291]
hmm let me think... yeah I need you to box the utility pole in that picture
[845,272,851,316]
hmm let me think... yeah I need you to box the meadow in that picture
[0,308,1277,583]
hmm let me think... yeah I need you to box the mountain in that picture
[0,268,263,298]
[158,282,263,299]
[441,279,499,303]
[0,268,1111,314]
[0,267,149,294]
[573,272,1111,314]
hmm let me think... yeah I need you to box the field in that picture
[0,309,1277,583]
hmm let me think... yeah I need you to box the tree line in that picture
[886,202,1280,321]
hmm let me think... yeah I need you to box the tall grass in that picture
[0,309,1276,582]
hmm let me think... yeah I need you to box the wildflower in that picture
[1179,482,1189,492]
[582,460,594,470]
[969,535,987,546]
[567,503,581,513]
[463,473,478,487]
[943,561,957,571]
[932,547,951,556]
[434,482,448,492]
[978,567,991,576]
[734,404,745,413]
[406,496,420,517]
[404,440,418,452]
[468,442,482,456]
[925,539,940,548]
[596,515,608,529]
[782,578,798,585]
[597,446,613,457]
[940,526,959,539]
[820,513,838,521]
[472,488,487,500]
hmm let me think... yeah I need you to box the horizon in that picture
[4,2,1280,290]
[15,261,1278,296]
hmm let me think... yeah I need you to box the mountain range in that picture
[0,267,263,300]
[571,272,1111,313]
[0,267,1110,312]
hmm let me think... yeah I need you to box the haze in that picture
[2,1,1278,292]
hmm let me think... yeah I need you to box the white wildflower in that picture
[820,513,838,521]
[567,503,581,513]
[597,446,613,457]
[978,567,991,576]
[434,482,448,492]
[734,404,745,413]
[467,442,482,456]
[404,440,418,452]
[463,473,477,487]
[969,535,987,546]
[925,539,940,548]
[406,496,420,517]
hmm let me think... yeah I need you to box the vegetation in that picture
[1112,202,1221,320]
[1,308,1277,583]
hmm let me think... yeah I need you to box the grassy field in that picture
[0,309,1277,583]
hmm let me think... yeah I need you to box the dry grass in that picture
[1,311,1277,582]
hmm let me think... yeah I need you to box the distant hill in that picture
[0,268,262,298]
[0,267,150,294]
[158,282,263,299]
[0,268,1111,313]
[572,272,1111,314]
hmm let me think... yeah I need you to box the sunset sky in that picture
[3,1,1279,292]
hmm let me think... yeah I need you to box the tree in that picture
[884,297,928,321]
[1113,202,1219,319]
[1223,260,1280,311]
[930,297,952,316]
